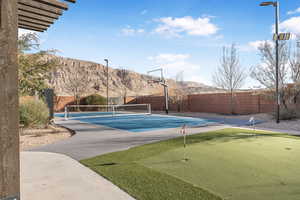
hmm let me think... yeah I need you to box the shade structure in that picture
[18,0,76,32]
[1,1,77,199]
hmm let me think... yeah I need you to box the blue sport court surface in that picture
[55,112,215,132]
[55,112,264,132]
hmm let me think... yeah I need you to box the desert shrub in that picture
[19,98,50,128]
[84,94,106,105]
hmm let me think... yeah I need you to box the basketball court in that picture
[55,105,216,132]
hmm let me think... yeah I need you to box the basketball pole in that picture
[147,68,169,115]
[163,82,169,114]
[161,69,169,114]
[104,59,109,112]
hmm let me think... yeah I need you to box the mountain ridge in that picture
[47,55,223,97]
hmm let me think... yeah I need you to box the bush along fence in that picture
[53,95,127,111]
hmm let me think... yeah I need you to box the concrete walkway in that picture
[21,152,135,200]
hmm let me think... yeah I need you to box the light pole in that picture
[260,1,280,123]
[104,59,109,109]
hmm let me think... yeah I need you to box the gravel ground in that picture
[20,126,72,151]
[154,111,300,133]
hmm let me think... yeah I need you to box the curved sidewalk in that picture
[21,152,135,200]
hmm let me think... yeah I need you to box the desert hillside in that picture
[48,56,222,97]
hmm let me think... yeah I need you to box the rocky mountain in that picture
[48,56,222,97]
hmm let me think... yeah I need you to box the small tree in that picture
[117,68,131,104]
[84,94,106,105]
[251,41,290,109]
[289,42,300,105]
[63,62,93,105]
[251,40,300,119]
[212,44,247,114]
[18,33,58,96]
[171,71,186,112]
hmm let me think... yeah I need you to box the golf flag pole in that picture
[249,117,255,131]
[181,124,188,161]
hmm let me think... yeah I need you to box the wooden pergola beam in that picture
[19,16,53,27]
[17,0,76,30]
[18,3,61,19]
[33,0,68,10]
[18,0,63,15]
[18,9,56,24]
[19,21,49,30]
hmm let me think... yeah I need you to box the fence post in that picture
[258,94,261,113]
[187,95,191,112]
[44,88,54,119]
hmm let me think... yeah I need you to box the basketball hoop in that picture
[147,80,154,84]
[147,79,161,84]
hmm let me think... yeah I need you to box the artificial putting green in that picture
[81,128,300,200]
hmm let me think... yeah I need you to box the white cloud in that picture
[279,16,300,36]
[239,40,274,52]
[148,53,206,83]
[148,53,190,63]
[137,29,145,33]
[121,26,145,36]
[248,40,264,50]
[121,27,135,36]
[154,16,218,37]
[141,9,148,15]
[287,7,300,15]
[248,40,274,50]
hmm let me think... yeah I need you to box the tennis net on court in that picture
[64,104,151,119]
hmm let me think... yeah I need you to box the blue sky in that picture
[20,0,300,88]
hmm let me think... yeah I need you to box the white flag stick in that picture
[181,124,188,161]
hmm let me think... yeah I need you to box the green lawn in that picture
[81,128,300,200]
